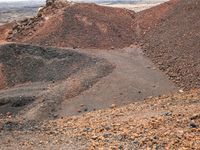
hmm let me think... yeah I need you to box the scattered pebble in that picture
[189,120,198,128]
[110,104,116,108]
[179,89,184,93]
[162,112,172,116]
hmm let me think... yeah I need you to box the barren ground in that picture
[0,0,199,149]
[1,90,199,149]
[0,43,113,120]
[59,47,177,116]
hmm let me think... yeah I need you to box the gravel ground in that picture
[0,43,114,120]
[6,0,199,90]
[8,3,137,49]
[0,89,200,149]
[137,0,200,90]
[0,1,199,149]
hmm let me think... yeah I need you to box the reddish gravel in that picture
[4,0,200,90]
[1,89,200,149]
[0,22,15,43]
[135,0,179,35]
[9,3,137,49]
[137,0,200,90]
[0,1,200,149]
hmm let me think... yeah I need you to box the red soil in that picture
[9,3,136,49]
[138,0,200,89]
[135,0,179,35]
[2,0,200,90]
[0,22,15,43]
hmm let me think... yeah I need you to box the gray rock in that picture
[190,120,198,128]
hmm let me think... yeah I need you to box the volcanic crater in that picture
[0,43,113,119]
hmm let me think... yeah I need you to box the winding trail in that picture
[59,47,178,116]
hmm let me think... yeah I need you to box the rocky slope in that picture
[0,0,199,149]
[0,43,113,120]
[0,23,15,43]
[0,89,200,149]
[7,2,136,49]
[5,0,200,90]
[137,0,200,90]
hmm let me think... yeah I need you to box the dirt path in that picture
[59,47,178,116]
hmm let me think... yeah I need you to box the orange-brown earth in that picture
[0,0,199,149]
[0,22,15,44]
[5,0,200,90]
[0,89,200,149]
[136,0,200,90]
[8,3,136,49]
[135,0,179,35]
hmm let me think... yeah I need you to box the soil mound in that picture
[0,43,113,119]
[7,3,136,49]
[138,0,200,90]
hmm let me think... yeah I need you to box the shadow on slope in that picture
[0,43,114,120]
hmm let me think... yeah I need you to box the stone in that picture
[179,89,184,93]
[91,135,98,140]
[162,112,172,116]
[190,114,200,120]
[103,133,111,138]
[110,104,116,108]
[190,120,198,128]
[53,114,58,118]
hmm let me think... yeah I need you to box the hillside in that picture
[0,0,199,149]
[5,0,199,90]
[137,0,200,90]
[7,2,137,49]
[0,43,113,120]
[1,89,200,149]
